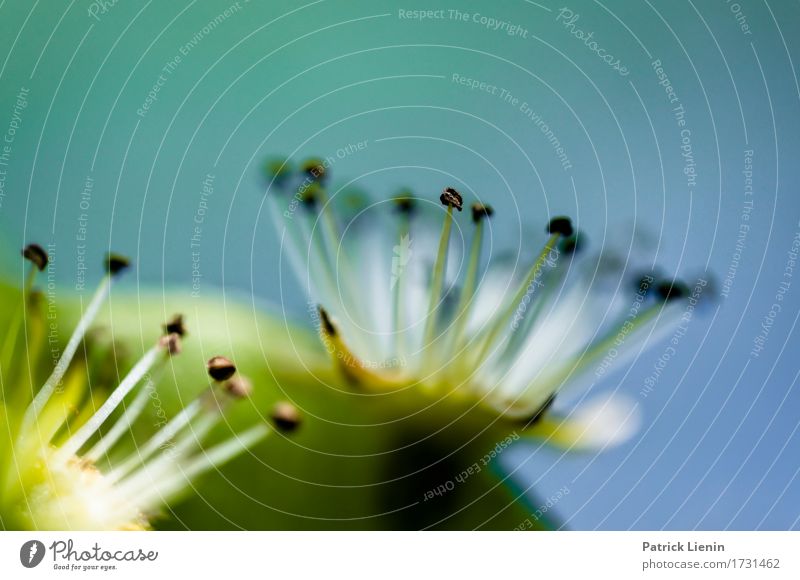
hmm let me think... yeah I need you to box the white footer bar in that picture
[1,531,797,578]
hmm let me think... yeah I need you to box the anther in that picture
[299,182,323,207]
[393,190,416,214]
[270,402,302,433]
[105,253,131,276]
[547,216,573,237]
[163,314,187,337]
[471,203,494,223]
[656,280,688,301]
[206,356,236,381]
[526,393,556,426]
[264,158,293,184]
[319,306,337,337]
[158,333,182,355]
[301,158,327,182]
[440,187,463,211]
[22,243,49,271]
[223,376,252,399]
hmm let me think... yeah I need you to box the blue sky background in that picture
[0,0,798,529]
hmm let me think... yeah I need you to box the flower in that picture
[0,246,300,530]
[265,160,698,451]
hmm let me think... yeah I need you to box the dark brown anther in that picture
[105,253,131,276]
[265,158,293,184]
[270,402,302,433]
[223,375,253,399]
[525,393,556,426]
[301,158,327,182]
[471,203,494,223]
[206,355,237,381]
[546,216,573,237]
[393,191,416,215]
[163,314,187,337]
[656,280,688,302]
[158,333,182,355]
[22,243,49,271]
[440,187,463,211]
[318,306,336,337]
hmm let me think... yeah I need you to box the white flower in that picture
[266,160,693,450]
[1,246,297,530]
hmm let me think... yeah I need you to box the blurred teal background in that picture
[0,0,798,529]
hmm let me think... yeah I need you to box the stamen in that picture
[136,424,269,510]
[22,243,49,273]
[440,187,464,212]
[115,411,220,498]
[264,158,293,188]
[21,252,131,433]
[301,157,327,183]
[106,399,202,483]
[1,245,50,376]
[206,356,236,382]
[656,280,689,301]
[546,216,574,237]
[54,334,175,460]
[162,314,187,337]
[506,288,686,419]
[471,203,493,223]
[421,188,462,364]
[115,372,255,496]
[447,203,492,360]
[524,393,556,427]
[106,253,131,275]
[391,191,416,357]
[159,333,182,355]
[270,401,302,433]
[223,376,252,399]
[392,190,416,215]
[318,307,405,389]
[83,381,152,463]
[471,218,571,366]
